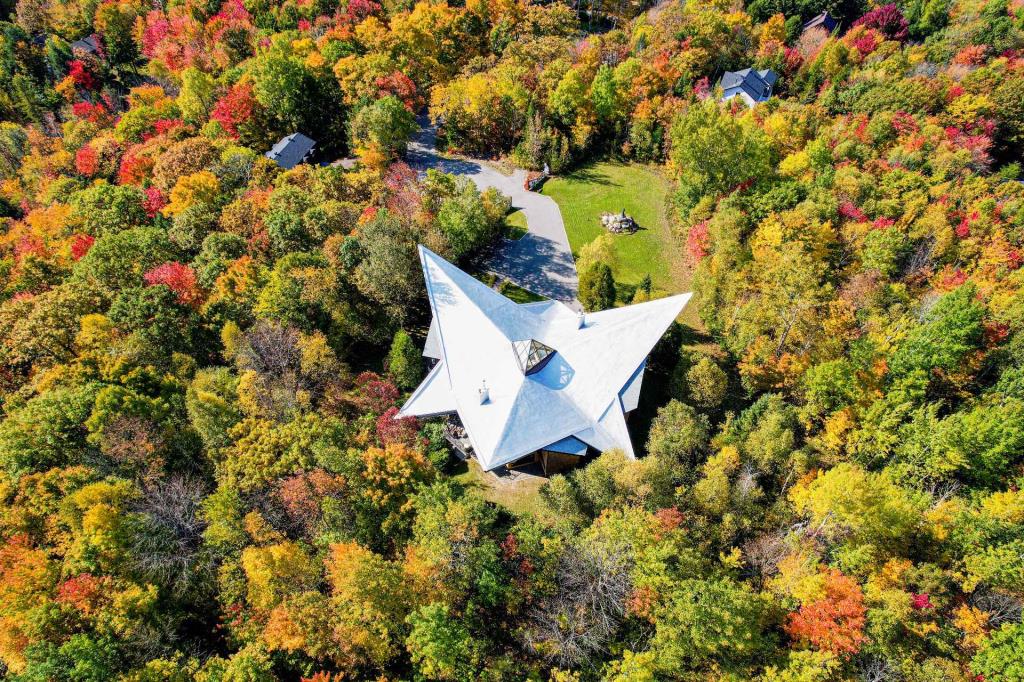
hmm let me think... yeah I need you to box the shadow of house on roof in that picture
[720,68,778,107]
[265,133,317,170]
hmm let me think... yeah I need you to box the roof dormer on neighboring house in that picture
[802,11,839,34]
[265,133,317,170]
[720,68,778,107]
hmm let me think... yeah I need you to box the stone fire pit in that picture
[602,209,638,234]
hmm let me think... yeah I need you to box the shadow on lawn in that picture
[561,166,615,186]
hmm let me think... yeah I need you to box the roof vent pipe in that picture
[577,312,586,329]
[478,380,490,404]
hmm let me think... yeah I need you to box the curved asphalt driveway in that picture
[406,119,580,306]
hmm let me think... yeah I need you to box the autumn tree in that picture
[790,463,925,553]
[670,101,773,213]
[349,95,417,157]
[650,578,773,674]
[785,569,867,656]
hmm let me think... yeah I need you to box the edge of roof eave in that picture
[476,414,594,471]
[571,397,634,456]
[585,290,692,327]
[474,359,652,470]
[397,361,453,418]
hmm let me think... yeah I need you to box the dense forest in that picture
[1,0,1024,679]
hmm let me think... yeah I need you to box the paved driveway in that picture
[407,120,580,306]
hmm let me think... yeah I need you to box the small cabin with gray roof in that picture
[265,133,317,170]
[720,68,778,107]
[71,35,101,57]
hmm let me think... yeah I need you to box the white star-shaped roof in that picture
[399,246,691,470]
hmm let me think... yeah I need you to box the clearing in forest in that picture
[541,161,689,294]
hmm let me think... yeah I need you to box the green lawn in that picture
[504,209,528,240]
[453,459,553,522]
[498,279,545,304]
[469,268,545,304]
[542,162,686,292]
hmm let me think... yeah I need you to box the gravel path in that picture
[406,119,580,306]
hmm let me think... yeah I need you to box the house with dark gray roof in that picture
[720,68,778,107]
[265,133,317,169]
[70,35,101,57]
[802,11,838,34]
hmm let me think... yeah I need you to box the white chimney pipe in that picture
[478,380,490,404]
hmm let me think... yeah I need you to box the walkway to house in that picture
[406,118,580,306]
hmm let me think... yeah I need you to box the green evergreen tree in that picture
[578,262,616,312]
[388,329,423,390]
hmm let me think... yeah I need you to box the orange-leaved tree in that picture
[785,568,867,656]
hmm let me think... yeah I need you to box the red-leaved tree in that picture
[118,149,153,186]
[143,187,167,218]
[68,59,98,90]
[211,82,256,139]
[72,100,114,127]
[852,4,909,42]
[75,145,99,177]
[352,371,400,414]
[687,221,710,263]
[69,234,95,261]
[143,262,202,306]
[376,406,421,447]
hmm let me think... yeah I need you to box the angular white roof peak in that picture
[400,246,691,470]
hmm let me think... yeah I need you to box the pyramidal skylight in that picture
[512,339,556,375]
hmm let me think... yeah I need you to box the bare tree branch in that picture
[523,543,632,669]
